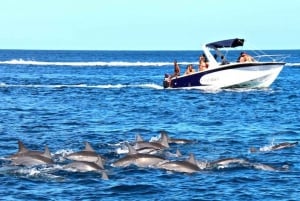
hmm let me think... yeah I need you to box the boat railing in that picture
[253,54,289,62]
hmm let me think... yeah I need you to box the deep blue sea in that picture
[0,49,299,200]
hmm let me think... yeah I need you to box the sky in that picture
[1,0,300,50]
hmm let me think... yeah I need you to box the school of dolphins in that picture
[2,131,298,180]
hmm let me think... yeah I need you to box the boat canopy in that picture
[206,38,244,49]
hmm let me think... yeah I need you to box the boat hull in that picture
[164,62,285,89]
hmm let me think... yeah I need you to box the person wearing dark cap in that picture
[237,52,245,62]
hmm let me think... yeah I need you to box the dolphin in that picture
[64,156,104,172]
[250,141,298,153]
[160,131,194,145]
[164,149,183,158]
[270,141,298,151]
[112,142,166,168]
[11,154,53,166]
[135,134,144,142]
[132,134,161,154]
[158,153,201,173]
[250,163,282,171]
[134,132,169,151]
[135,146,162,154]
[65,142,104,163]
[101,171,109,180]
[117,141,161,155]
[207,158,251,169]
[63,157,108,179]
[9,140,52,160]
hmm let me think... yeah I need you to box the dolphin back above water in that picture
[250,141,299,153]
[63,157,108,180]
[112,142,166,168]
[134,132,170,151]
[271,142,298,151]
[158,153,201,173]
[11,154,53,166]
[160,131,195,145]
[207,158,251,169]
[9,140,52,160]
[64,156,104,172]
[65,142,104,162]
[206,157,286,172]
[9,140,53,167]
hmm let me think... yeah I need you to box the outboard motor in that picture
[163,74,170,88]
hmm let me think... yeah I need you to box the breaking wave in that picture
[0,59,195,67]
[0,59,297,67]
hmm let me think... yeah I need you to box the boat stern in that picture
[163,74,170,88]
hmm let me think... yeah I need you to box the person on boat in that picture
[170,60,180,78]
[198,54,208,71]
[220,55,229,65]
[164,60,181,87]
[184,64,195,75]
[238,52,255,62]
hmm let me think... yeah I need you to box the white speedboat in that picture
[163,38,285,89]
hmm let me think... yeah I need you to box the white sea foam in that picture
[132,83,164,90]
[93,84,126,89]
[16,167,42,176]
[1,59,297,67]
[285,62,300,67]
[259,145,274,152]
[115,141,130,154]
[258,139,276,152]
[116,147,129,154]
[149,134,161,142]
[52,149,74,162]
[0,83,163,90]
[0,59,196,67]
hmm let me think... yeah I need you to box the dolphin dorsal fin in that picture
[95,156,104,169]
[101,171,109,180]
[176,149,182,157]
[125,142,137,155]
[84,142,95,152]
[43,145,52,158]
[187,153,197,165]
[135,134,144,142]
[159,132,169,148]
[18,140,28,153]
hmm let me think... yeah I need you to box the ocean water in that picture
[0,49,299,200]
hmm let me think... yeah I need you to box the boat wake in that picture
[286,62,300,67]
[0,82,270,92]
[0,82,164,90]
